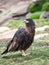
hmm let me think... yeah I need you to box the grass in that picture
[27,12,42,19]
[0,41,49,65]
[7,20,24,29]
[1,19,49,65]
[7,19,49,29]
[34,19,49,28]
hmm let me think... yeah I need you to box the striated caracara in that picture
[1,18,35,56]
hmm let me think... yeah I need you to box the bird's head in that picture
[24,18,35,27]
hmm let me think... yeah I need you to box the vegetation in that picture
[0,0,49,65]
[1,19,49,65]
[34,19,49,27]
[0,40,49,65]
[28,3,42,13]
[28,0,49,20]
[7,20,24,29]
[42,2,49,11]
[28,0,49,13]
[7,19,49,28]
[27,12,41,19]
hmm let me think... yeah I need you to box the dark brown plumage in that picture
[1,18,35,56]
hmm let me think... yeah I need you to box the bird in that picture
[1,18,35,56]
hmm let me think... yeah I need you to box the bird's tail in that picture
[1,48,8,55]
[1,39,13,55]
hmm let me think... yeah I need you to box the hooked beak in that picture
[24,20,29,23]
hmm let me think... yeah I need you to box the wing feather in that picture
[7,27,26,51]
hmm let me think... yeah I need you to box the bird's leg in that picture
[21,50,30,56]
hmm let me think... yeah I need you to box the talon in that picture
[21,50,30,56]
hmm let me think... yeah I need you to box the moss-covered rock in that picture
[42,2,49,11]
[26,12,41,19]
[28,0,49,13]
[28,3,42,13]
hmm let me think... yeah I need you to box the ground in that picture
[0,19,49,65]
[0,40,49,65]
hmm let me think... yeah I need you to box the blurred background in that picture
[0,0,49,65]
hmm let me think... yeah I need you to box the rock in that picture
[26,13,31,18]
[0,9,6,14]
[0,25,49,40]
[0,26,49,43]
[32,0,41,4]
[0,27,10,33]
[34,33,49,40]
[0,29,17,39]
[35,25,49,32]
[0,10,2,14]
[40,11,49,19]
[0,0,32,11]
[0,0,32,25]
[0,29,17,43]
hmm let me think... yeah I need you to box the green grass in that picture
[34,19,49,28]
[27,12,42,19]
[0,41,49,65]
[42,2,49,11]
[3,19,49,65]
[7,20,24,29]
[7,19,49,28]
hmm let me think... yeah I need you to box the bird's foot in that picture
[21,50,30,56]
[22,52,30,56]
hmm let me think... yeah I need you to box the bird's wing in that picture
[14,27,26,44]
[7,27,26,51]
[7,39,18,51]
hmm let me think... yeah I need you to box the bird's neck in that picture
[24,24,35,35]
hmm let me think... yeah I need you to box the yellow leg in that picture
[21,50,30,56]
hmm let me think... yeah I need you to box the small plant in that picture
[28,4,42,13]
[27,12,41,19]
[7,20,24,29]
[42,2,49,11]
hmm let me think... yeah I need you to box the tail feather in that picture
[1,39,13,55]
[1,49,8,55]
